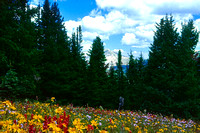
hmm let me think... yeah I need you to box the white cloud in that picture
[96,0,200,16]
[122,33,139,45]
[81,40,92,52]
[82,31,109,41]
[63,0,200,56]
[64,20,81,35]
[90,9,102,17]
[82,16,114,33]
[133,51,137,54]
[132,44,150,48]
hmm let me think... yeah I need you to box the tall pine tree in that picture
[38,0,71,101]
[0,0,38,99]
[87,36,108,107]
[69,26,87,106]
[146,15,179,113]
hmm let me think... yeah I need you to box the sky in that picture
[30,0,200,59]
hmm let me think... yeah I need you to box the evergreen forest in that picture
[1,0,200,120]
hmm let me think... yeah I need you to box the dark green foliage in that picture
[127,51,138,85]
[106,63,118,109]
[116,50,128,109]
[87,37,108,107]
[144,15,200,119]
[38,0,71,101]
[69,26,87,106]
[0,0,39,99]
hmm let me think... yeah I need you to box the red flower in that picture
[53,116,57,121]
[31,114,34,119]
[24,114,27,119]
[87,124,94,131]
[48,116,52,124]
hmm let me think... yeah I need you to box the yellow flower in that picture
[3,100,11,106]
[99,130,108,133]
[18,119,26,124]
[75,124,85,132]
[10,106,16,110]
[51,97,55,102]
[0,111,6,115]
[91,120,98,127]
[68,127,77,133]
[159,129,164,132]
[73,118,81,126]
[48,123,62,132]
[16,113,25,119]
[33,114,44,121]
[3,119,12,127]
[28,120,34,125]
[55,107,63,114]
[124,127,131,132]
[11,124,20,132]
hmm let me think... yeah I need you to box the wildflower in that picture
[33,114,44,121]
[87,124,94,131]
[99,130,108,133]
[86,115,91,119]
[73,118,81,126]
[0,111,6,115]
[91,120,98,127]
[68,127,77,133]
[159,129,164,132]
[75,123,85,132]
[3,100,11,107]
[124,127,131,132]
[51,97,55,102]
[55,107,63,114]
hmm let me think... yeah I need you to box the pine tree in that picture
[137,52,144,82]
[87,36,108,107]
[145,15,179,113]
[39,0,71,101]
[70,26,87,106]
[0,0,38,99]
[147,15,178,93]
[116,50,128,108]
[127,51,138,85]
[171,20,200,118]
[174,20,199,101]
[106,62,118,109]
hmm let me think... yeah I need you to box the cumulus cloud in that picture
[82,16,114,33]
[83,31,109,41]
[96,0,200,16]
[63,0,200,54]
[122,33,139,45]
[81,40,93,52]
[90,8,102,17]
[64,20,81,35]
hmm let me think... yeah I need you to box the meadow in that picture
[0,98,199,133]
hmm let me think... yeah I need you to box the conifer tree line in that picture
[1,0,200,119]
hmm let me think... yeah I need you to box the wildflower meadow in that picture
[0,98,200,133]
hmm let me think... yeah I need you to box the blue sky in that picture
[30,0,200,59]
